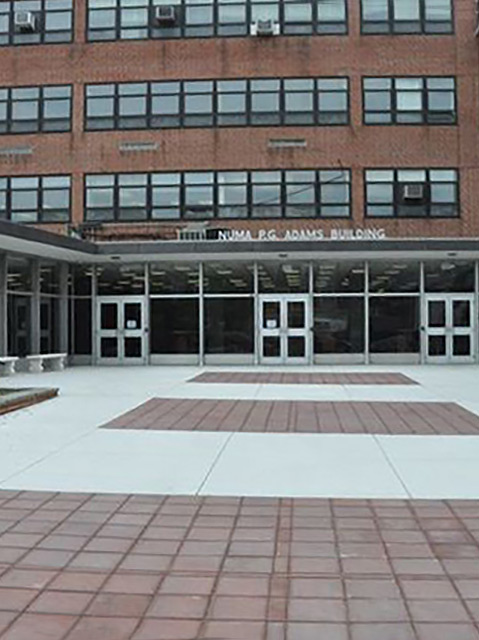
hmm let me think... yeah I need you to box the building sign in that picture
[216,228,387,242]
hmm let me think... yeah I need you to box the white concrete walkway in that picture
[0,365,479,499]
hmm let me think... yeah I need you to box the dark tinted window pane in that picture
[424,261,475,292]
[72,298,92,355]
[314,261,365,293]
[71,265,93,296]
[149,263,199,294]
[7,294,31,357]
[369,297,419,353]
[7,257,32,292]
[203,262,254,293]
[97,264,145,295]
[40,296,60,353]
[369,262,420,293]
[314,297,365,354]
[205,298,254,354]
[40,262,60,294]
[150,298,199,354]
[258,262,309,293]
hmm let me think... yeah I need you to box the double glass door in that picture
[97,297,146,364]
[425,295,475,363]
[259,295,310,364]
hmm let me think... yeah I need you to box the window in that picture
[150,299,199,354]
[365,169,459,218]
[85,77,349,130]
[205,298,254,354]
[363,77,456,124]
[0,0,73,46]
[0,175,71,223]
[369,298,419,353]
[314,298,365,354]
[85,169,351,222]
[0,85,71,133]
[361,0,453,34]
[87,0,347,41]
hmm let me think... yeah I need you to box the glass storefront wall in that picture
[2,256,478,364]
[69,258,479,364]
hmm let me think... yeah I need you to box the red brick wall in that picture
[0,0,478,240]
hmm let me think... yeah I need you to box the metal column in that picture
[31,259,40,354]
[59,263,69,354]
[0,254,7,356]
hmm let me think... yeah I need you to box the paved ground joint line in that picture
[0,419,107,488]
[195,431,236,496]
[372,433,413,499]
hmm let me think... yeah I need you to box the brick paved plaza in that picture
[1,365,479,638]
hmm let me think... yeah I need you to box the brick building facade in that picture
[0,0,478,367]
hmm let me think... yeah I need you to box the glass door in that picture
[259,295,310,364]
[425,295,475,363]
[97,297,146,364]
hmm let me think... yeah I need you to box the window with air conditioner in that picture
[402,183,425,201]
[0,2,73,45]
[86,0,347,40]
[14,11,37,32]
[154,5,177,25]
[365,169,459,218]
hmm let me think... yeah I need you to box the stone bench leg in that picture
[48,358,65,372]
[28,359,44,373]
[1,361,16,375]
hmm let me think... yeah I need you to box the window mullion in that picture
[39,88,44,132]
[116,2,121,40]
[114,175,119,222]
[180,81,185,127]
[212,80,217,126]
[391,80,397,124]
[316,170,321,218]
[7,89,12,134]
[393,170,398,217]
[38,178,43,223]
[419,0,425,32]
[179,173,185,219]
[423,80,428,123]
[147,82,152,128]
[7,179,11,222]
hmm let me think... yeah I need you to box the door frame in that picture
[423,294,475,364]
[258,294,311,365]
[96,296,147,365]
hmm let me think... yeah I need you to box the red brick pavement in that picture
[103,399,479,435]
[1,491,479,639]
[190,372,418,385]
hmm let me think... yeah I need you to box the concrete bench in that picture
[25,353,67,373]
[0,357,19,375]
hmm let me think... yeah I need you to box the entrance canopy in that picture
[1,219,479,263]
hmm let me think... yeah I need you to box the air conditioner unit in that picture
[250,19,280,36]
[154,5,177,25]
[402,183,425,201]
[14,11,37,32]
